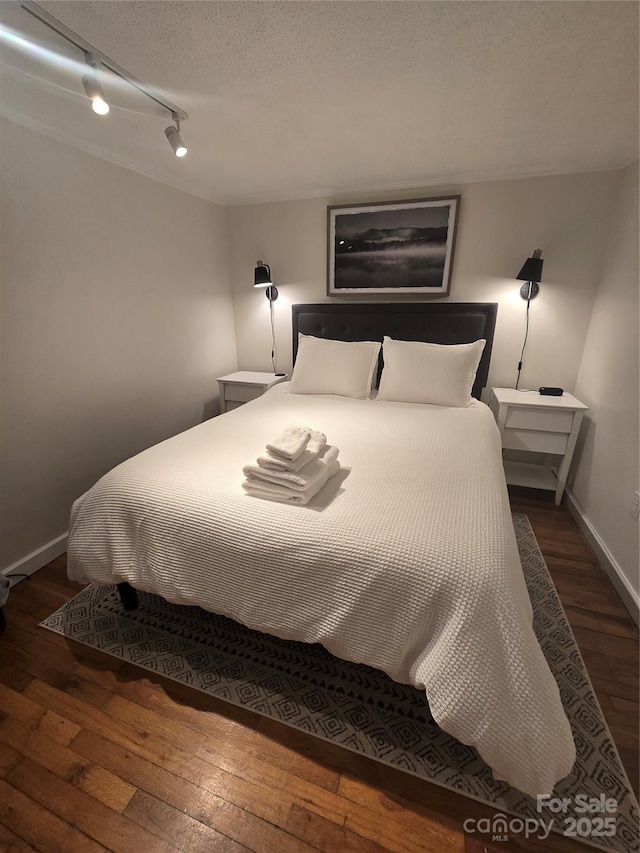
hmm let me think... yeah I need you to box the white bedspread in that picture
[68,383,576,796]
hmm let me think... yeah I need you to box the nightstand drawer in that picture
[504,408,574,433]
[502,428,568,454]
[224,384,263,404]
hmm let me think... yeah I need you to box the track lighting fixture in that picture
[20,1,189,157]
[165,114,188,158]
[82,57,109,115]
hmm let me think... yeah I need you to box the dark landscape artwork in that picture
[327,196,460,295]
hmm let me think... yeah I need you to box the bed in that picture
[67,302,576,798]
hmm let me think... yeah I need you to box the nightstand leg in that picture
[555,411,586,506]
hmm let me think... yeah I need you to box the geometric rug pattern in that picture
[40,514,639,852]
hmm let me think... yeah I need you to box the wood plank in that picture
[0,629,119,711]
[616,744,640,794]
[5,583,71,624]
[0,715,136,813]
[0,740,22,777]
[543,556,603,580]
[203,718,341,794]
[0,684,44,728]
[577,651,639,702]
[6,757,176,853]
[0,658,33,693]
[549,580,631,619]
[608,695,640,713]
[570,625,639,663]
[32,708,83,746]
[338,774,588,853]
[0,821,39,853]
[285,802,394,853]
[203,739,428,848]
[338,775,465,853]
[72,712,444,853]
[0,634,114,709]
[101,693,208,754]
[104,671,267,740]
[23,678,185,758]
[0,777,107,853]
[71,726,292,830]
[126,785,321,853]
[601,705,640,750]
[562,604,638,640]
[123,788,252,852]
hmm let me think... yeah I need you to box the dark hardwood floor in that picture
[0,494,637,853]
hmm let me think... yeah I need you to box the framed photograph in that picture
[327,195,460,296]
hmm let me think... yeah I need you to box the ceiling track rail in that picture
[20,0,188,122]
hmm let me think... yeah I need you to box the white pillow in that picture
[288,334,381,398]
[377,336,486,407]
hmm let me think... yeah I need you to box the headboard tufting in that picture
[292,302,497,399]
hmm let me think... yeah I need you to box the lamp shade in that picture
[254,261,272,287]
[516,256,544,283]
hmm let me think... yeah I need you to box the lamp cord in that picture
[515,284,532,390]
[269,297,277,373]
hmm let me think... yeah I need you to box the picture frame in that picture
[327,195,460,296]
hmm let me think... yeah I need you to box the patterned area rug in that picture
[41,514,639,852]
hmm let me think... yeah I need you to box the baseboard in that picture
[565,489,640,627]
[2,533,68,587]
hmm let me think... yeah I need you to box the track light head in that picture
[82,72,109,115]
[165,116,187,157]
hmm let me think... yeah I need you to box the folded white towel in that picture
[257,429,327,473]
[243,460,340,505]
[266,426,311,461]
[244,445,339,491]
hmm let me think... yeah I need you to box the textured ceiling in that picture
[1,1,638,204]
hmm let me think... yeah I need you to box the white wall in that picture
[227,171,620,397]
[572,161,639,600]
[0,119,237,572]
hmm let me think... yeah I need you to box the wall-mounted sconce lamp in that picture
[253,261,284,375]
[515,249,543,389]
[253,260,278,302]
[517,249,544,300]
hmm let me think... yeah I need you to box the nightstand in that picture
[217,371,287,414]
[489,387,588,505]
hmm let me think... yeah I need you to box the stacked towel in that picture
[266,426,311,461]
[243,426,340,505]
[257,429,327,473]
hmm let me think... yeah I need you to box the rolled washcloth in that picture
[244,445,339,491]
[265,426,311,462]
[257,429,327,473]
[243,460,340,505]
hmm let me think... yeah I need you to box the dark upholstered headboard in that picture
[292,302,497,399]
